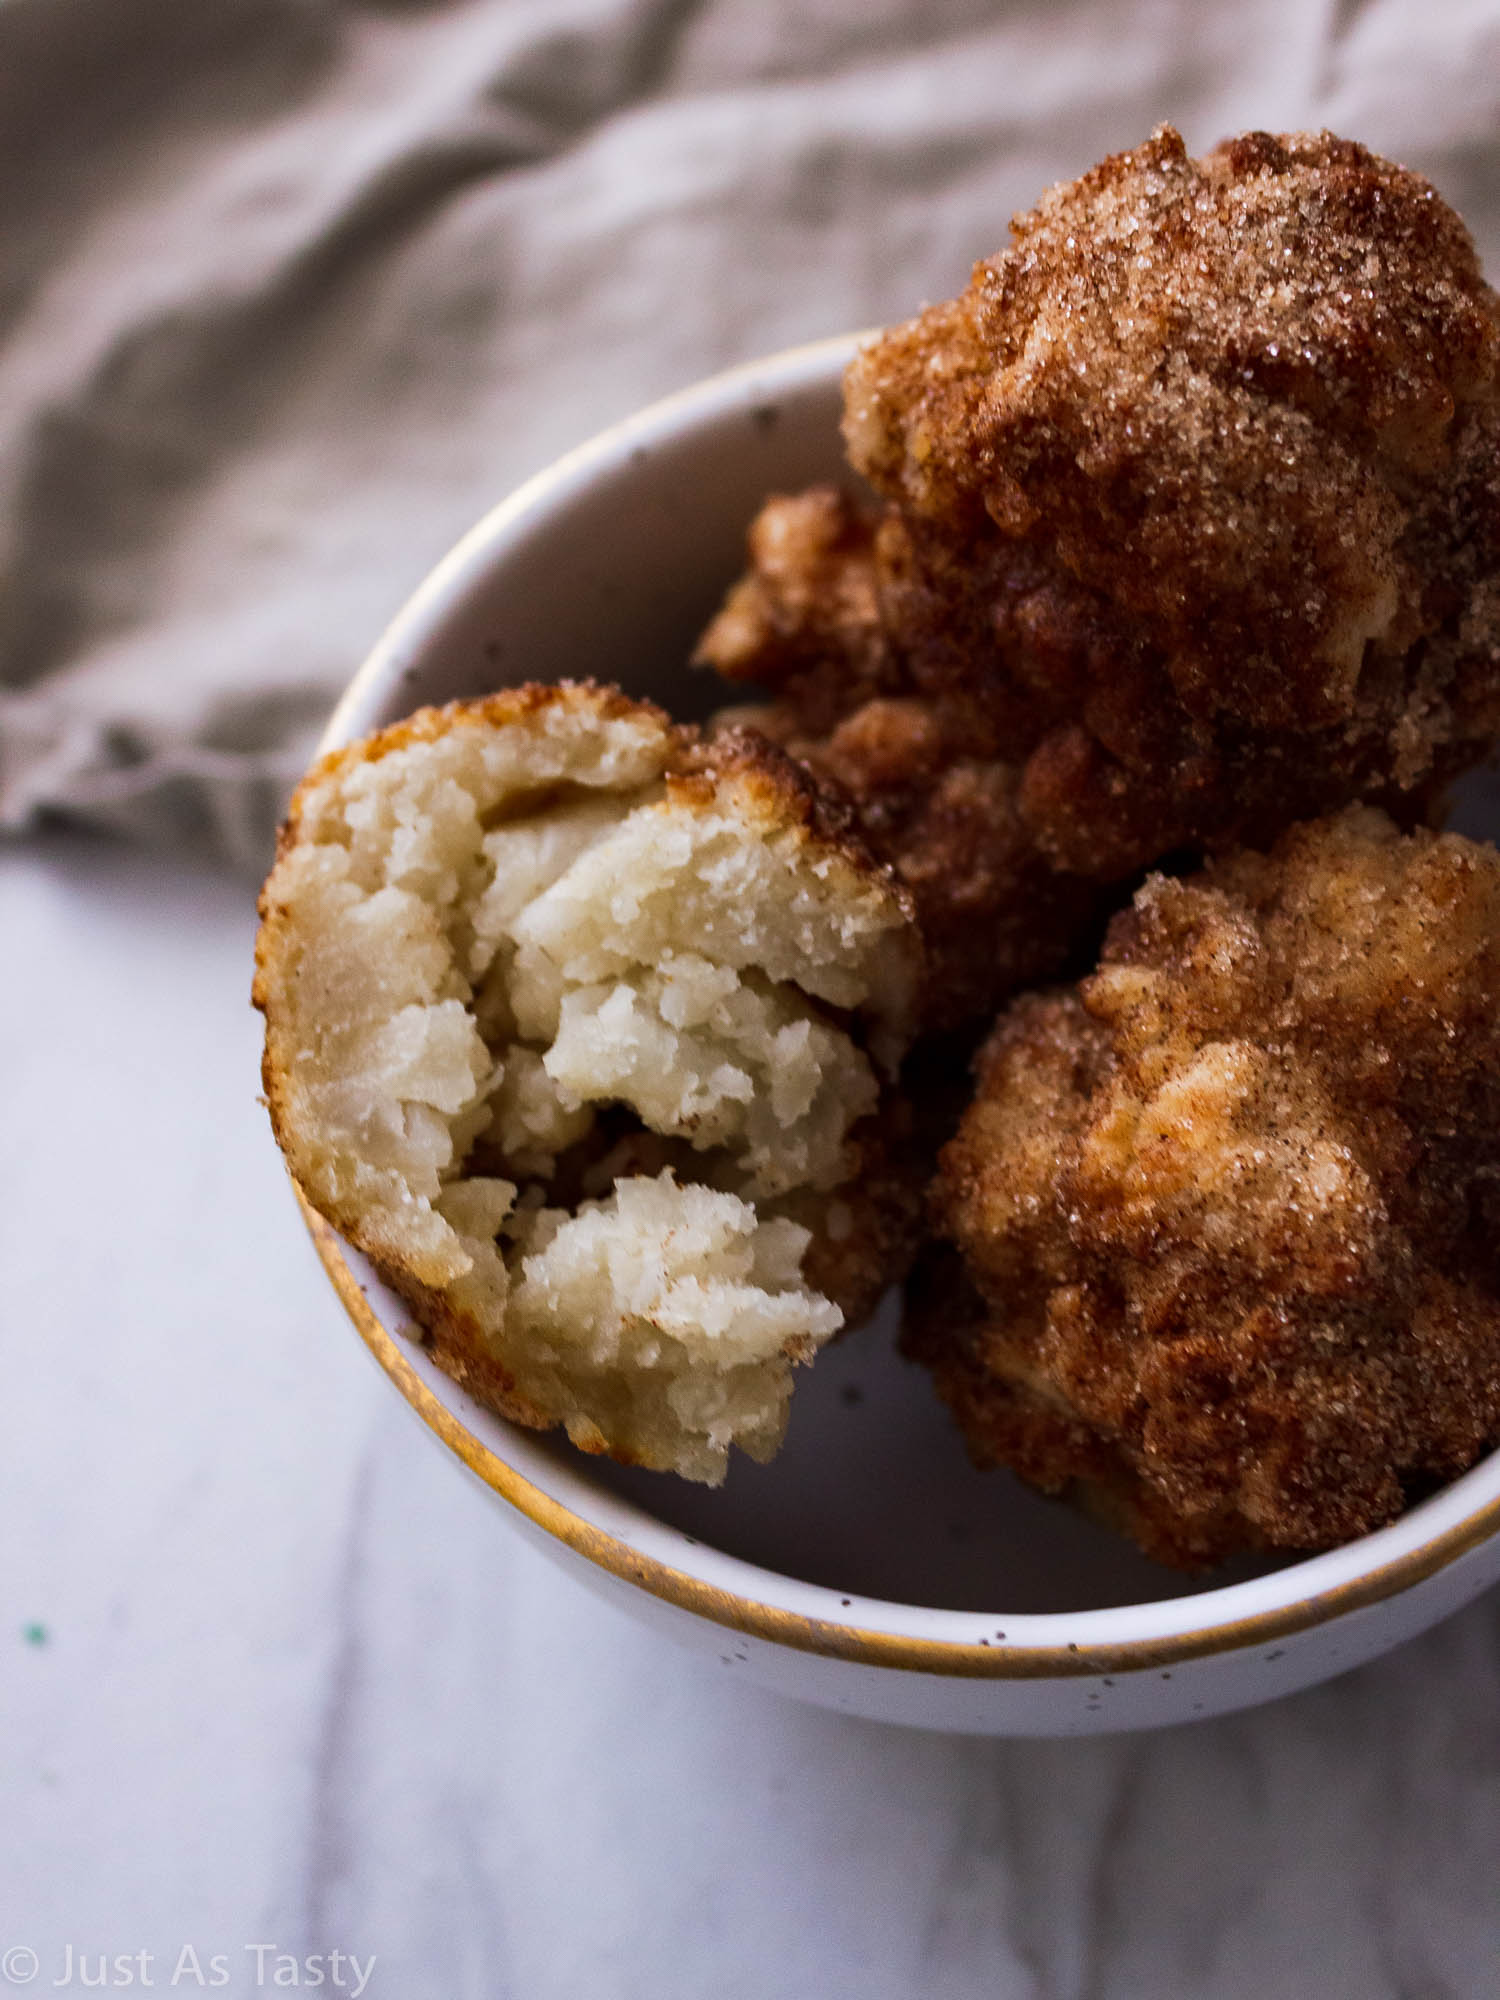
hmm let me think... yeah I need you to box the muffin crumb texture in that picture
[255,684,917,1484]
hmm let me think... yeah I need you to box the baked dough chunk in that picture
[698,129,1500,1028]
[844,127,1500,877]
[914,809,1500,1566]
[255,683,919,1484]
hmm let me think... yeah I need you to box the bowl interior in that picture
[325,334,1500,1637]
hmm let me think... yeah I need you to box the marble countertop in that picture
[6,832,1500,2000]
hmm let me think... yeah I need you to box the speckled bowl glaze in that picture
[302,334,1500,1735]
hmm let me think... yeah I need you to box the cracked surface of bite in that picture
[254,683,918,1483]
[914,808,1500,1567]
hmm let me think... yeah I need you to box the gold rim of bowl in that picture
[301,1193,1500,1680]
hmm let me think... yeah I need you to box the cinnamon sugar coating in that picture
[699,128,1500,1013]
[914,810,1500,1567]
[844,126,1500,874]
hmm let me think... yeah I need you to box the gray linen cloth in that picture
[3,0,1498,872]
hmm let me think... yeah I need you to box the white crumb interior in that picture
[265,699,906,1482]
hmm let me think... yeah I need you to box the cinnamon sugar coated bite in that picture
[914,810,1500,1567]
[254,685,920,1484]
[699,127,1500,1027]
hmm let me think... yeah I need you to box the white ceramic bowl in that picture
[300,333,1500,1735]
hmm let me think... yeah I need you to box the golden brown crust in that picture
[367,1244,572,1442]
[915,810,1500,1568]
[672,717,908,910]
